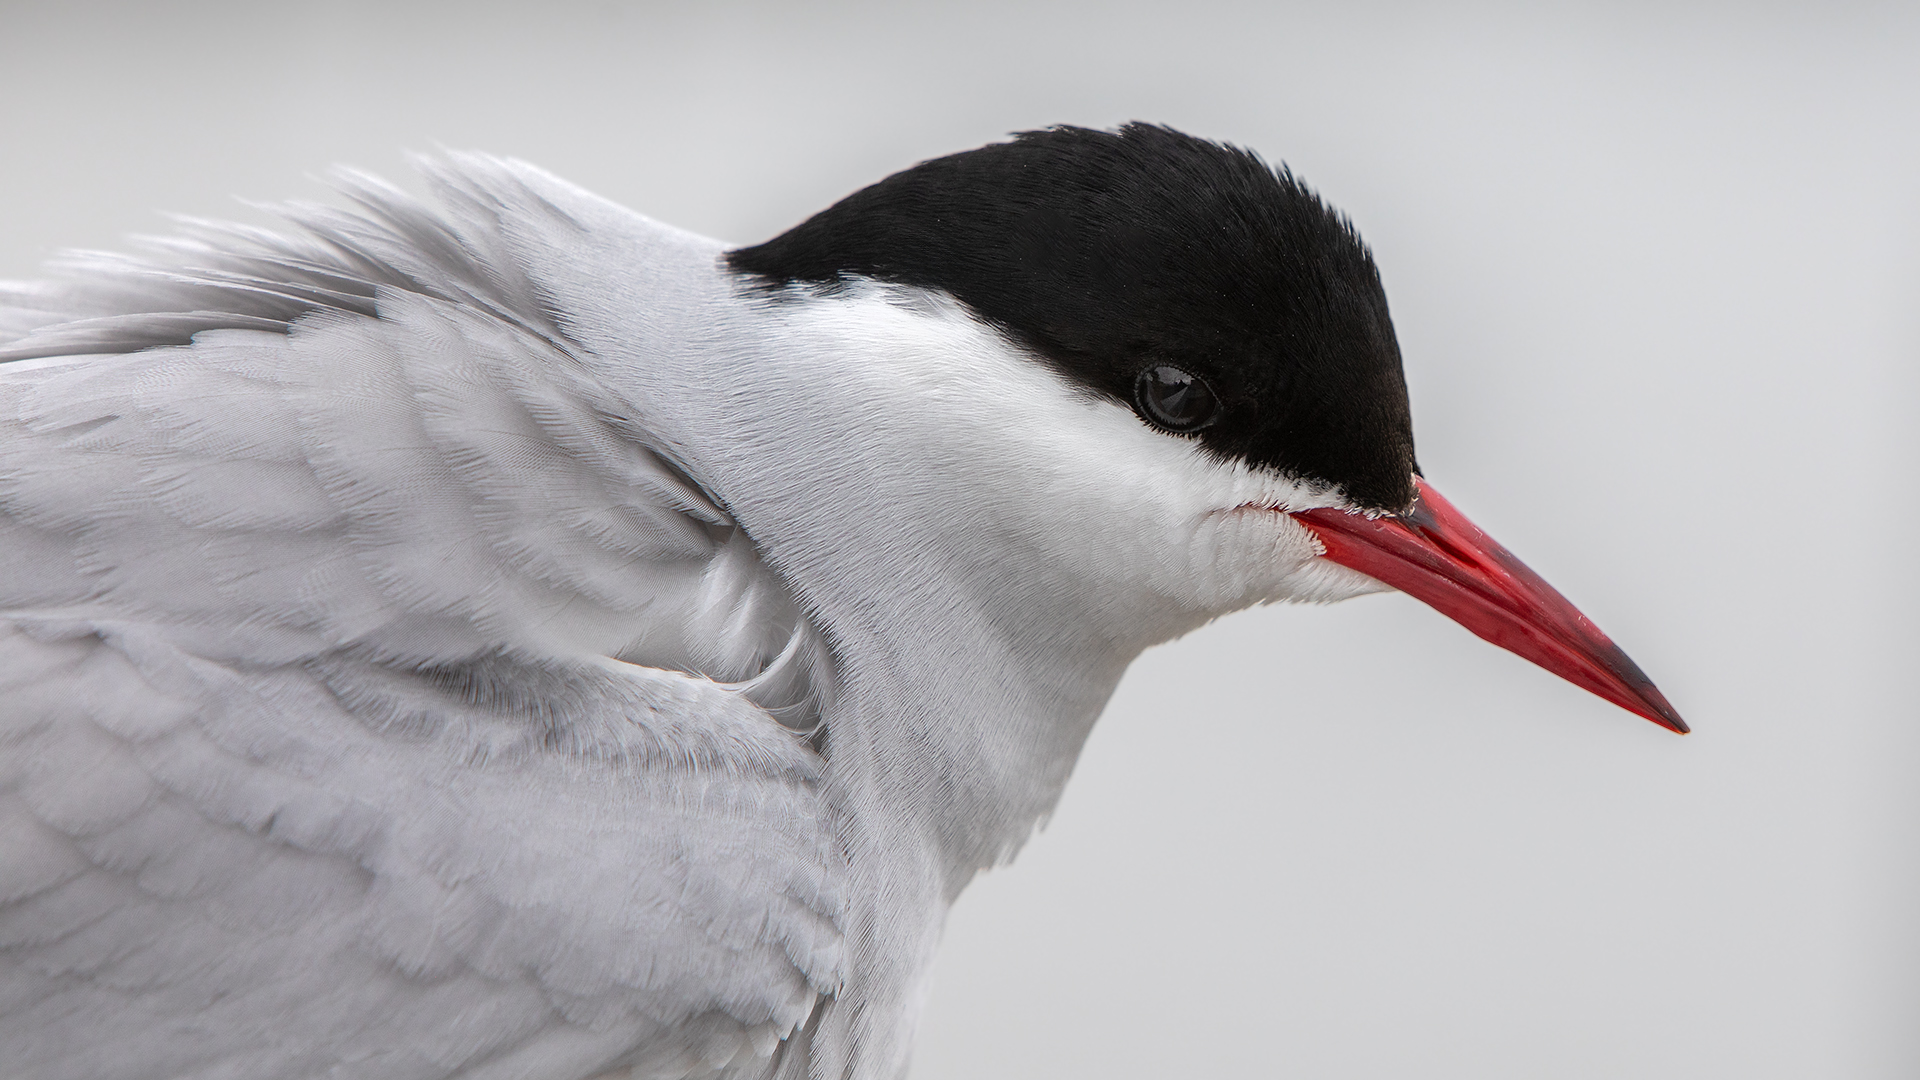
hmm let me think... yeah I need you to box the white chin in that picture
[1282,556,1396,604]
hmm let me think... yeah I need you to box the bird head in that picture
[720,123,1683,732]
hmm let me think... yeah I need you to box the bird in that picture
[0,123,1684,1080]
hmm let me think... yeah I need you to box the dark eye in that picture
[1133,365,1220,433]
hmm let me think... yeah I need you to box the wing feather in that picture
[0,156,846,1079]
[0,620,844,1079]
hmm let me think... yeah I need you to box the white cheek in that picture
[1179,507,1388,610]
[740,283,1388,631]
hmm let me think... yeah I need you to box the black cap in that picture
[728,123,1418,512]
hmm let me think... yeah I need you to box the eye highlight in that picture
[1133,365,1220,433]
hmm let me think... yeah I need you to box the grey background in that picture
[3,2,1914,1076]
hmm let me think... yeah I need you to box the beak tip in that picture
[1635,692,1689,735]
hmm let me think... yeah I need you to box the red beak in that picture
[1295,478,1686,733]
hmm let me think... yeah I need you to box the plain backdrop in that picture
[2,2,1914,1077]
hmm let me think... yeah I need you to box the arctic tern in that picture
[0,124,1682,1080]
